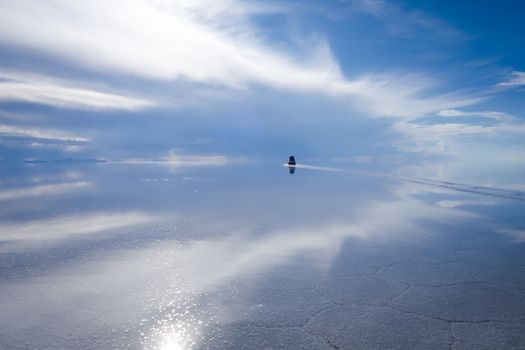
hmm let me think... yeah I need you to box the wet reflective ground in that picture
[1,161,525,349]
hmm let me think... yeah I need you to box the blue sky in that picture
[0,0,524,166]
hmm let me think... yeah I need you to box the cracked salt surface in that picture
[0,162,525,349]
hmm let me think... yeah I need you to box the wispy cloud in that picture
[437,109,516,122]
[389,101,525,154]
[0,1,338,89]
[27,142,83,153]
[0,123,89,142]
[0,71,154,110]
[395,120,525,139]
[437,199,496,209]
[345,0,465,38]
[334,73,482,118]
[0,0,479,118]
[496,71,525,89]
[392,111,525,155]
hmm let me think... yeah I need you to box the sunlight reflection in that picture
[151,320,201,350]
[159,332,185,350]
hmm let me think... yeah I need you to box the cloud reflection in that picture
[497,228,525,243]
[0,181,90,201]
[292,162,525,201]
[114,150,240,174]
[0,70,154,110]
[0,211,155,252]
[0,180,475,349]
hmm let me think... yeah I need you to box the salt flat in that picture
[1,161,524,349]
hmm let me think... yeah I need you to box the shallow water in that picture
[1,161,524,349]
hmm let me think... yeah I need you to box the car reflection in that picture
[288,155,296,174]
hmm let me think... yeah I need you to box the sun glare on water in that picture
[158,330,188,350]
[151,318,202,350]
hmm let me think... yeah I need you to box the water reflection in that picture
[0,161,524,349]
[0,181,90,201]
[0,211,155,252]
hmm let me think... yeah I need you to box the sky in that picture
[0,0,524,167]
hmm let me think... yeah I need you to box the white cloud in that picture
[393,107,525,154]
[0,123,89,142]
[496,71,525,88]
[334,74,482,118]
[27,142,83,153]
[0,0,338,89]
[0,71,154,110]
[346,0,464,38]
[437,109,466,117]
[0,0,478,118]
[349,0,387,17]
[395,121,525,140]
[437,109,516,122]
[437,199,495,209]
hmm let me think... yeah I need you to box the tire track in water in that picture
[285,164,525,201]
